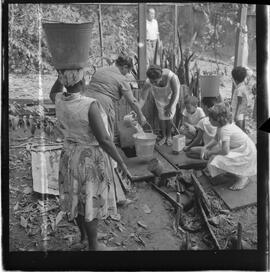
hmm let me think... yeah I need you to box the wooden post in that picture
[232,4,248,97]
[138,3,147,82]
[97,4,104,67]
[174,4,178,71]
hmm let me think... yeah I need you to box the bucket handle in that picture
[143,121,154,133]
[170,120,180,135]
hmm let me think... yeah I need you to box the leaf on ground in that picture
[142,204,152,214]
[38,200,44,206]
[137,221,148,229]
[23,186,33,195]
[20,216,28,228]
[13,202,19,211]
[55,211,65,226]
[97,232,107,240]
[110,214,121,222]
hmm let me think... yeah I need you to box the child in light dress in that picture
[202,103,257,190]
[231,66,248,131]
[183,96,218,159]
[179,95,205,140]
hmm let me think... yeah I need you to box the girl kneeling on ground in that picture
[202,103,257,190]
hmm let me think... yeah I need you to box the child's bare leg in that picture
[229,175,250,190]
[186,146,202,159]
[166,120,173,145]
[158,120,166,145]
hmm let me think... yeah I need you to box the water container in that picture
[133,132,157,160]
[43,22,92,69]
[31,144,62,195]
[200,75,221,97]
[172,134,186,153]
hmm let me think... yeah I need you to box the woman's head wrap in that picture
[146,65,162,80]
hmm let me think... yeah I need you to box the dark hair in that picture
[184,95,198,107]
[208,103,232,126]
[201,96,218,109]
[231,66,247,84]
[146,65,162,80]
[115,55,133,69]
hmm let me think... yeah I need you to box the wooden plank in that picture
[138,3,147,81]
[97,4,104,67]
[117,147,178,182]
[113,168,126,204]
[191,172,210,209]
[155,144,207,170]
[115,168,131,193]
[151,182,182,210]
[198,198,221,250]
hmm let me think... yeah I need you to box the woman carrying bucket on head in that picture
[50,69,132,251]
[139,65,180,146]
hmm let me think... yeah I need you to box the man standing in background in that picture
[146,8,159,67]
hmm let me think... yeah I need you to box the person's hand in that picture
[118,162,132,181]
[164,105,172,117]
[138,115,147,126]
[183,146,190,152]
[200,147,207,160]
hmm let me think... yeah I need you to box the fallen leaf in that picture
[97,232,107,240]
[142,204,152,214]
[110,214,121,222]
[13,202,19,211]
[137,221,148,229]
[23,186,33,195]
[20,216,28,228]
[55,211,65,226]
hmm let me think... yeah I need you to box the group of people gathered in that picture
[50,54,256,251]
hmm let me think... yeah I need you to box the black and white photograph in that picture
[3,2,269,271]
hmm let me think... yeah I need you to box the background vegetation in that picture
[8,3,256,74]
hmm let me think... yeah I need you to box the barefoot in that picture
[69,240,88,251]
[229,176,250,190]
[166,137,173,146]
[97,242,118,251]
[158,137,166,146]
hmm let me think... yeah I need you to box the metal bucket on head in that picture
[43,22,92,69]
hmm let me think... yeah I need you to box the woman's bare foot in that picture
[229,176,250,190]
[166,137,173,146]
[97,242,118,251]
[158,137,166,146]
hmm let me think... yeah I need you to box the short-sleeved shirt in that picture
[146,19,159,40]
[183,107,205,126]
[196,116,217,145]
[217,123,248,149]
[231,82,248,117]
[86,66,132,102]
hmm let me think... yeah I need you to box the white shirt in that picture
[146,19,159,40]
[196,116,217,145]
[183,107,205,126]
[218,123,248,149]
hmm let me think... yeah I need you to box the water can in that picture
[199,75,220,97]
[43,22,92,69]
[31,144,62,195]
[133,132,157,160]
[172,134,186,153]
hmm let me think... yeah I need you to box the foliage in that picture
[8,4,138,74]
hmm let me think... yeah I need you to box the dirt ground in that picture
[8,58,257,251]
